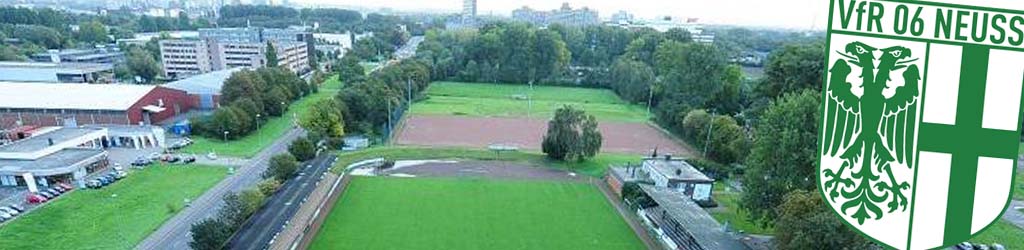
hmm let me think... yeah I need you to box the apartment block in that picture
[158,27,312,79]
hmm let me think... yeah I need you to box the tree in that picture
[188,218,231,250]
[609,58,656,103]
[0,45,22,61]
[218,192,254,229]
[542,105,602,162]
[76,21,109,44]
[265,154,299,182]
[300,99,345,139]
[126,47,161,83]
[742,90,821,225]
[334,55,364,83]
[288,136,317,162]
[757,42,826,99]
[774,190,873,249]
[265,41,278,67]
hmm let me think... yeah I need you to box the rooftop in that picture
[0,127,104,153]
[0,82,156,111]
[643,157,713,182]
[0,61,113,74]
[640,184,749,250]
[0,148,106,176]
[162,68,245,95]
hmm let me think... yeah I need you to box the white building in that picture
[0,127,107,191]
[641,156,714,201]
[463,0,477,16]
[159,28,312,79]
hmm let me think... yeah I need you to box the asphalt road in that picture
[136,128,305,250]
[228,153,337,250]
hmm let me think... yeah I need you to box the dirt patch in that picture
[396,115,693,156]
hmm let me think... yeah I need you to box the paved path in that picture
[136,128,305,250]
[268,172,341,250]
[228,154,337,250]
[1004,200,1024,230]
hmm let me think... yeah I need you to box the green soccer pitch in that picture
[309,176,646,250]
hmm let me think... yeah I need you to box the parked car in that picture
[87,180,102,189]
[57,183,73,191]
[26,194,48,204]
[37,191,54,199]
[162,154,181,163]
[183,155,196,164]
[0,207,19,216]
[0,211,11,219]
[114,171,128,179]
[97,177,111,186]
[8,205,24,213]
[45,189,60,197]
[51,186,66,193]
[131,158,152,167]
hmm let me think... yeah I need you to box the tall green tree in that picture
[774,190,874,249]
[76,21,109,44]
[757,42,826,98]
[300,99,345,139]
[265,41,278,67]
[288,136,317,162]
[126,47,161,83]
[265,154,300,182]
[188,219,231,250]
[609,58,656,103]
[742,90,821,224]
[541,105,602,162]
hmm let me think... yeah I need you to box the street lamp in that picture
[223,130,230,142]
[256,114,262,147]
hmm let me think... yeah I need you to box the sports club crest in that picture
[819,0,1024,249]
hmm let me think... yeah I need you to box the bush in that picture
[288,137,317,161]
[257,179,282,196]
[265,154,300,182]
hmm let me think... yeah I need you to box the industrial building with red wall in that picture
[0,82,194,129]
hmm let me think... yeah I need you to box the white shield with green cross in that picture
[819,0,1024,249]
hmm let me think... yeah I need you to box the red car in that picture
[57,183,73,191]
[26,193,47,204]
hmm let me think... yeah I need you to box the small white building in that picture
[640,155,714,202]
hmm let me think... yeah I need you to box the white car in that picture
[0,207,17,216]
[0,211,11,219]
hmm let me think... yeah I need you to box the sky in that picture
[291,0,831,30]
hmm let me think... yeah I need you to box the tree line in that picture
[190,136,314,250]
[191,68,312,141]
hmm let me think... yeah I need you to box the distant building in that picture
[30,46,125,64]
[462,0,477,16]
[0,82,193,129]
[512,3,599,27]
[159,27,312,79]
[162,68,245,110]
[0,61,114,83]
[610,10,634,24]
[609,16,715,44]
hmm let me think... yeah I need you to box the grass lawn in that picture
[309,177,646,250]
[0,165,227,249]
[707,182,773,235]
[971,220,1024,248]
[183,76,344,158]
[411,82,651,122]
[332,146,642,177]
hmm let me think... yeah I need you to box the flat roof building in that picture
[30,46,125,64]
[163,68,245,110]
[160,27,312,79]
[0,82,194,129]
[606,155,715,202]
[638,184,750,250]
[0,127,110,191]
[0,61,115,83]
